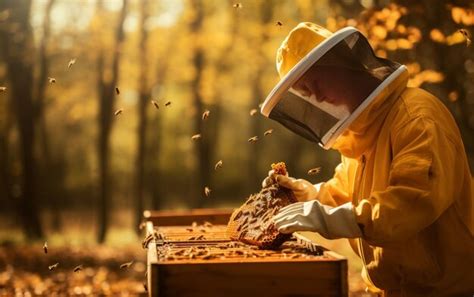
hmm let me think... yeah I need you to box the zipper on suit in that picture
[354,155,377,289]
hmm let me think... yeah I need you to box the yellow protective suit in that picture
[318,68,474,296]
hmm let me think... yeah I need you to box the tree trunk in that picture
[0,116,14,206]
[96,0,128,243]
[0,0,43,239]
[147,33,175,210]
[135,0,150,233]
[247,1,274,191]
[189,0,209,208]
[36,0,60,232]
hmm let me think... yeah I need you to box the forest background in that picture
[0,0,472,295]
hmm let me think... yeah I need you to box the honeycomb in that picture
[227,162,296,249]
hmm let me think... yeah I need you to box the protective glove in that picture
[262,170,323,202]
[273,200,362,239]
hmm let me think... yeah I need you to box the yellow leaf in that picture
[407,27,422,43]
[406,63,421,75]
[446,30,467,46]
[397,24,407,34]
[376,49,387,58]
[451,7,464,24]
[451,6,474,26]
[397,38,413,49]
[385,39,398,51]
[408,70,444,88]
[430,29,445,43]
[371,25,387,39]
[461,10,474,26]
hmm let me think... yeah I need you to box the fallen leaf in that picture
[249,109,258,116]
[214,160,223,170]
[67,58,76,68]
[204,186,211,197]
[191,134,202,140]
[73,265,83,272]
[248,136,258,143]
[202,110,210,120]
[263,129,273,136]
[48,263,59,271]
[120,261,133,269]
[48,77,56,84]
[114,109,123,116]
[307,167,321,175]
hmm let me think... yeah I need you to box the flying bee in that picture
[43,242,48,254]
[264,129,273,136]
[165,101,171,107]
[202,110,210,120]
[48,263,59,271]
[249,109,258,116]
[233,3,242,9]
[114,108,123,116]
[248,136,259,143]
[0,87,7,92]
[48,77,56,84]
[151,100,159,109]
[307,167,321,175]
[120,261,133,269]
[191,134,202,140]
[214,160,223,170]
[115,87,120,95]
[204,186,211,197]
[73,265,83,273]
[68,58,76,68]
[276,21,283,26]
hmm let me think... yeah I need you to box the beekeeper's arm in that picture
[263,159,351,207]
[274,117,457,242]
[270,160,362,240]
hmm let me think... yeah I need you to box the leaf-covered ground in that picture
[0,243,147,296]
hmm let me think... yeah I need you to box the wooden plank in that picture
[143,208,234,226]
[146,221,159,297]
[155,261,344,297]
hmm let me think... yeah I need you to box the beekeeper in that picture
[261,22,474,296]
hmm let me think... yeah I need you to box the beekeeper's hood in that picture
[260,22,407,149]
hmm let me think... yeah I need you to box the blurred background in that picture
[0,0,472,295]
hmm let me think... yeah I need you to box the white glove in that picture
[273,200,362,239]
[262,170,322,202]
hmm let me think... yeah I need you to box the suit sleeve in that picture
[317,157,352,207]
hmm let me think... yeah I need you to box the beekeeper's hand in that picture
[273,200,362,239]
[262,170,322,202]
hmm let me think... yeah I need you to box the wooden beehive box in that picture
[143,208,348,297]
